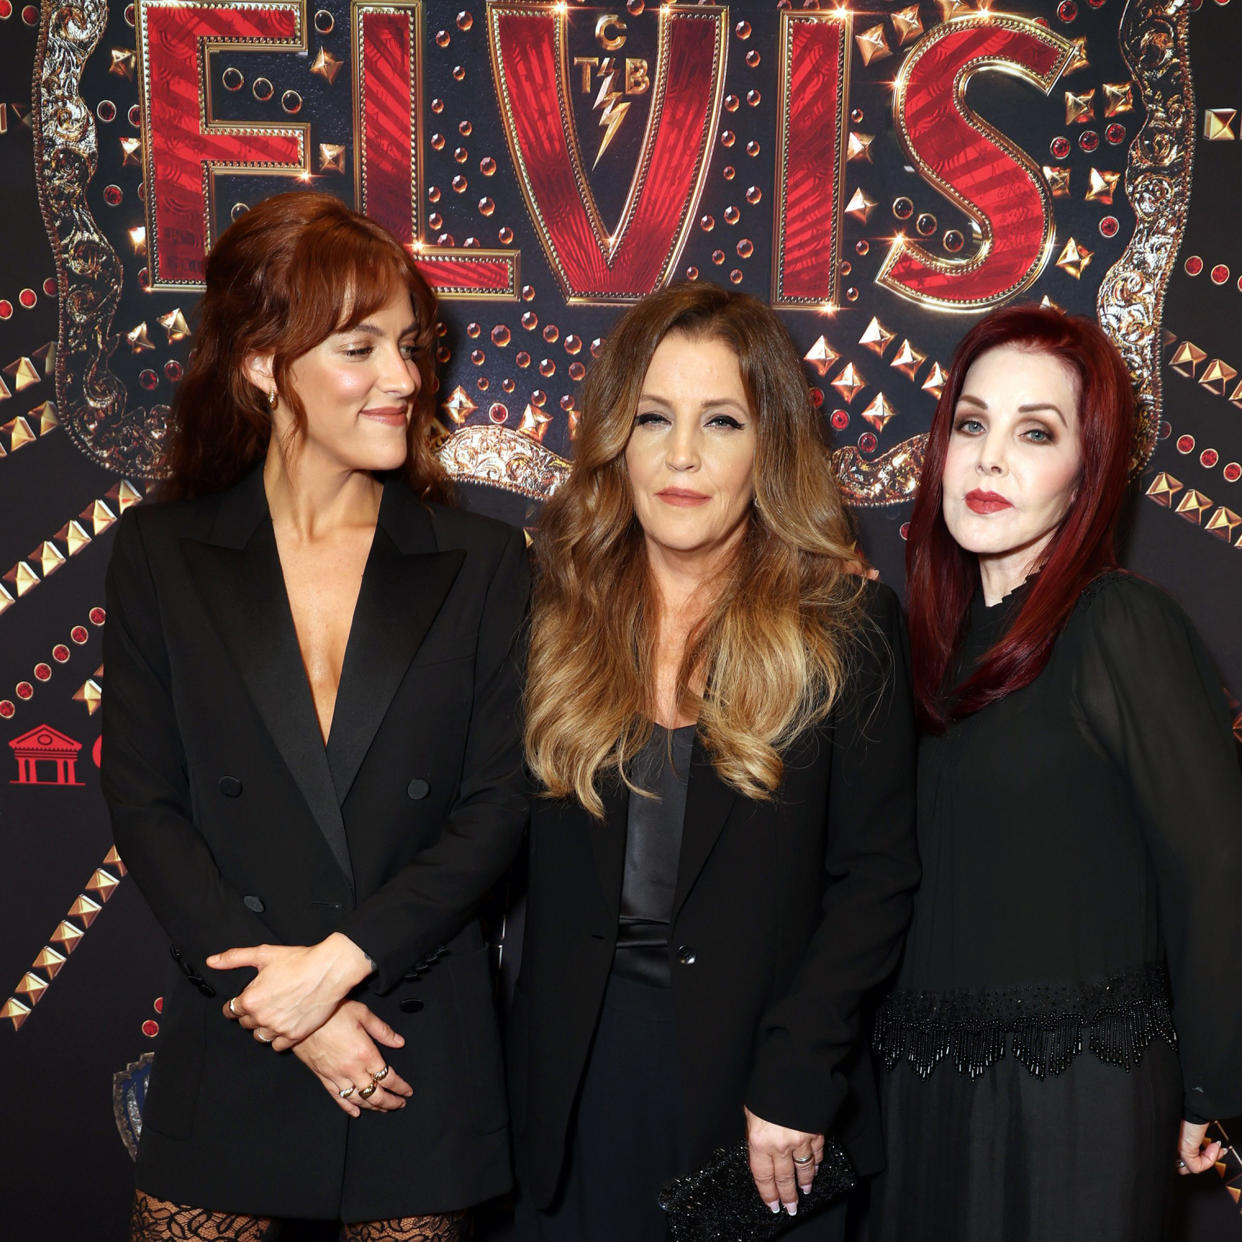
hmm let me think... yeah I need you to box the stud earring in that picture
[267,388,278,411]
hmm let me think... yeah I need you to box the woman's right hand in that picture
[1177,1120,1223,1174]
[291,1000,413,1117]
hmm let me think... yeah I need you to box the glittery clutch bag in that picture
[657,1137,856,1242]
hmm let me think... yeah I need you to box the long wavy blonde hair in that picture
[525,283,869,817]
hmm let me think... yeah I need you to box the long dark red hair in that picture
[906,304,1135,732]
[159,191,448,502]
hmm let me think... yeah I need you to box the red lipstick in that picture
[965,489,1013,514]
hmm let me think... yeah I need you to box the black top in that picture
[875,571,1242,1121]
[614,723,696,986]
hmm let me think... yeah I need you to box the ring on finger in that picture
[227,997,239,1017]
[357,1082,378,1100]
[370,1065,389,1083]
[256,1032,273,1044]
[793,1154,814,1166]
[1176,1159,1187,1169]
[339,1085,356,1099]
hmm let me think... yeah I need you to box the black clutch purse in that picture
[657,1137,856,1242]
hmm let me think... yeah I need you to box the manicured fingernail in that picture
[785,1202,798,1216]
[767,1201,781,1213]
[800,1183,811,1195]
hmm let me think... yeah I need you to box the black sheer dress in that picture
[869,571,1242,1242]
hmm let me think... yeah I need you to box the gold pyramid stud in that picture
[1055,237,1093,279]
[74,679,103,715]
[518,404,553,442]
[1102,82,1133,117]
[1085,168,1120,204]
[1042,166,1071,198]
[1144,473,1182,506]
[1064,89,1095,126]
[4,358,41,391]
[890,339,926,380]
[844,187,878,224]
[50,920,85,950]
[6,415,35,450]
[310,46,344,86]
[891,5,924,46]
[861,392,898,431]
[32,947,67,979]
[114,480,144,510]
[442,386,478,425]
[1168,341,1207,377]
[859,317,895,356]
[1174,488,1212,523]
[830,363,866,403]
[68,895,103,927]
[0,998,31,1030]
[15,972,48,1002]
[1199,359,1238,394]
[854,23,892,67]
[1203,108,1237,141]
[120,136,142,167]
[1204,507,1241,541]
[319,143,347,174]
[157,309,190,343]
[921,361,947,399]
[128,226,147,255]
[126,322,154,353]
[846,132,875,164]
[804,336,840,378]
[34,541,67,578]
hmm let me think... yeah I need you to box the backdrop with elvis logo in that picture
[1,0,1239,1236]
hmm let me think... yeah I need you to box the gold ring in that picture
[793,1154,813,1165]
[357,1082,378,1100]
[339,1085,356,1099]
[370,1065,390,1083]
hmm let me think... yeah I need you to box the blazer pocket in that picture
[449,945,509,1135]
[139,994,207,1141]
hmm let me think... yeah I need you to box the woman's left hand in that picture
[744,1106,824,1216]
[1177,1120,1223,1175]
[209,932,374,1047]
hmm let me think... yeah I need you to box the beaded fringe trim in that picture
[873,964,1176,1080]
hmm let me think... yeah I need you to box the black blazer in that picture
[102,468,529,1221]
[509,581,919,1210]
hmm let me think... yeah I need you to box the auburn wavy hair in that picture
[525,283,869,817]
[159,191,447,502]
[905,304,1135,733]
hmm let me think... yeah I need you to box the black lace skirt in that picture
[867,1035,1182,1242]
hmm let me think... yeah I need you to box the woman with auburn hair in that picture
[511,282,919,1241]
[870,305,1242,1242]
[102,191,528,1241]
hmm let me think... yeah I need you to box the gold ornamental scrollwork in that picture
[1096,0,1194,471]
[34,0,155,475]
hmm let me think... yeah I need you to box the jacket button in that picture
[400,999,424,1014]
[218,776,243,798]
[406,778,430,800]
[197,981,217,998]
[243,894,265,913]
[676,945,697,966]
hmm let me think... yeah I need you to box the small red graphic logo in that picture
[9,723,85,786]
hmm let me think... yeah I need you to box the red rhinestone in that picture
[1223,463,1241,483]
[808,388,823,407]
[18,287,36,308]
[15,682,33,700]
[138,369,158,391]
[899,523,911,541]
[103,185,123,207]
[21,4,36,22]
[42,277,56,296]
[1176,435,1195,454]
[831,409,850,430]
[1079,131,1099,152]
[0,301,12,319]
[1158,420,1171,440]
[1200,449,1219,469]
[52,645,70,662]
[1210,264,1229,285]
[128,105,141,126]
[1050,137,1071,159]
[0,702,13,718]
[858,433,878,454]
[142,1020,160,1038]
[124,2,134,22]
[1057,0,1077,19]
[33,664,51,682]
[71,625,89,644]
[1087,0,1105,6]
[0,1,13,16]
[1184,255,1203,276]
[89,607,106,625]
[1105,123,1126,144]
[154,996,164,1013]
[1099,217,1119,238]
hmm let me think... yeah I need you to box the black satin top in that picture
[612,723,696,987]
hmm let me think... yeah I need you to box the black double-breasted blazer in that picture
[510,581,919,1211]
[102,468,529,1221]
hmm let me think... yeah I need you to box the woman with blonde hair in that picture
[510,283,920,1240]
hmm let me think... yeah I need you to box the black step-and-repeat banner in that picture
[1,1,1239,1237]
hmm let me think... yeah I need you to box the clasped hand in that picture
[208,932,373,1049]
[744,1105,824,1217]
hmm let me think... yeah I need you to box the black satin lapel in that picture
[587,781,628,923]
[181,527,355,889]
[325,528,465,801]
[672,737,738,918]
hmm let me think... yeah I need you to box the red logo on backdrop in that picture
[9,724,86,787]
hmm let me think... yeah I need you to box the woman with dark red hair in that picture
[869,305,1242,1241]
[102,192,527,1241]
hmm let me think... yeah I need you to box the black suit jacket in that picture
[510,581,919,1210]
[102,469,529,1221]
